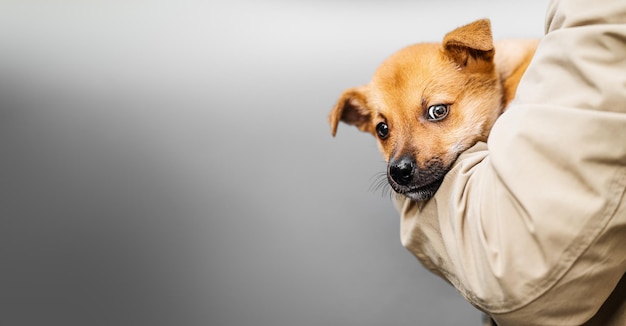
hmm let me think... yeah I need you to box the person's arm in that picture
[395,0,626,324]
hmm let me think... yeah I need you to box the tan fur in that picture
[329,19,537,201]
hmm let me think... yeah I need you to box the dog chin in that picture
[394,178,444,202]
[404,189,436,202]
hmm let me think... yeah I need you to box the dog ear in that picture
[328,86,373,137]
[442,19,495,69]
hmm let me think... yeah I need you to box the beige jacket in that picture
[393,0,626,324]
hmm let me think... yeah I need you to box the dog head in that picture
[329,19,510,201]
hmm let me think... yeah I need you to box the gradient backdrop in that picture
[0,1,546,325]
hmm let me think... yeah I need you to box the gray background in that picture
[0,1,545,325]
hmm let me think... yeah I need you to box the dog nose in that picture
[389,156,415,186]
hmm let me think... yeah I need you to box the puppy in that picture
[328,19,537,201]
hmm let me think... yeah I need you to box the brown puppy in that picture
[328,19,537,201]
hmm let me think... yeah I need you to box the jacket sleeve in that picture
[394,0,626,324]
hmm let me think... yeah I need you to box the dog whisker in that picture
[369,172,394,199]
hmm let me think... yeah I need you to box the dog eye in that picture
[376,122,389,139]
[427,104,450,121]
